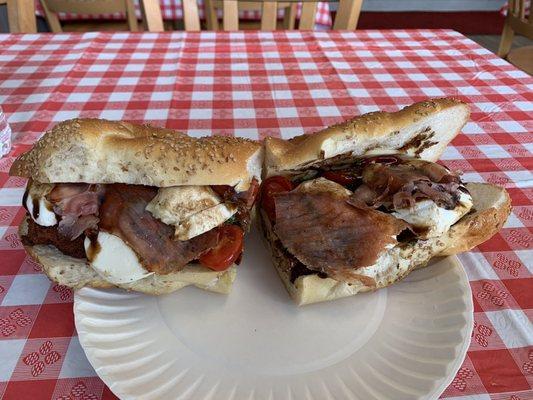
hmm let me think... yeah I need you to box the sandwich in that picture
[10,119,262,295]
[260,98,511,305]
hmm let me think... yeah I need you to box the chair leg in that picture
[7,0,37,33]
[223,0,238,31]
[497,22,514,58]
[125,0,139,31]
[261,1,277,31]
[140,0,164,32]
[333,0,363,30]
[282,3,296,29]
[39,0,62,32]
[205,0,219,30]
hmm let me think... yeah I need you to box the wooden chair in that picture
[181,0,202,30]
[210,0,362,31]
[41,0,139,32]
[0,0,37,32]
[205,0,297,30]
[300,0,363,30]
[498,0,533,74]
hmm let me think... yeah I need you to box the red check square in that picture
[470,349,531,393]
[29,304,75,339]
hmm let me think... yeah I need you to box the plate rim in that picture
[74,255,473,400]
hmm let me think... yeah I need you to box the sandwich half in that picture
[260,98,511,305]
[11,119,262,295]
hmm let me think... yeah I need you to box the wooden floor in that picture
[467,34,533,54]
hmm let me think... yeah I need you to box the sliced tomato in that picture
[321,170,359,187]
[199,225,244,271]
[260,176,293,222]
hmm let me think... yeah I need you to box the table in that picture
[33,0,333,27]
[0,30,531,399]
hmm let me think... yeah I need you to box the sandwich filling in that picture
[21,179,259,284]
[260,155,472,286]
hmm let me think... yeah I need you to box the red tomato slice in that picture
[322,170,359,187]
[199,225,244,271]
[260,176,293,222]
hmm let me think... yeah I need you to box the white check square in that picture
[0,340,26,381]
[273,90,292,100]
[316,106,341,117]
[59,337,97,378]
[108,92,132,102]
[421,87,445,96]
[384,87,407,97]
[497,121,527,133]
[231,76,250,85]
[486,309,533,348]
[1,274,50,306]
[233,108,256,119]
[144,109,169,120]
[99,109,125,120]
[195,76,214,85]
[303,75,324,84]
[190,109,213,120]
[67,92,91,103]
[150,91,173,102]
[191,92,213,101]
[276,107,298,118]
[232,91,253,101]
[309,89,331,99]
[117,77,139,86]
[52,111,81,121]
[268,76,288,84]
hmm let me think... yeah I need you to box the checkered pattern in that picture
[0,30,531,399]
[34,0,333,27]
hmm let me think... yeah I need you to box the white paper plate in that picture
[74,229,473,400]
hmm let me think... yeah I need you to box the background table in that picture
[0,30,532,399]
[33,0,333,27]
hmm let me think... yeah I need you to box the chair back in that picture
[1,0,37,32]
[507,0,533,37]
[40,0,138,32]
[498,0,533,57]
[216,0,363,31]
[206,0,296,30]
[182,0,201,30]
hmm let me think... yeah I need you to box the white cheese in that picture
[25,184,57,227]
[146,186,237,240]
[295,177,352,197]
[175,203,236,240]
[392,191,473,238]
[84,231,153,284]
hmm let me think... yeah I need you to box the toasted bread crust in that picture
[264,98,469,177]
[438,183,512,256]
[10,119,262,191]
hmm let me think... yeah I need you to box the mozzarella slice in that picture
[84,231,153,284]
[25,184,57,227]
[295,177,352,198]
[175,203,236,240]
[146,185,237,240]
[392,191,473,238]
[146,186,222,225]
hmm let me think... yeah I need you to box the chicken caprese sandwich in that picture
[260,99,511,305]
[10,119,262,294]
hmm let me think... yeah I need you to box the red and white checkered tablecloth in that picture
[0,30,531,399]
[34,0,333,27]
